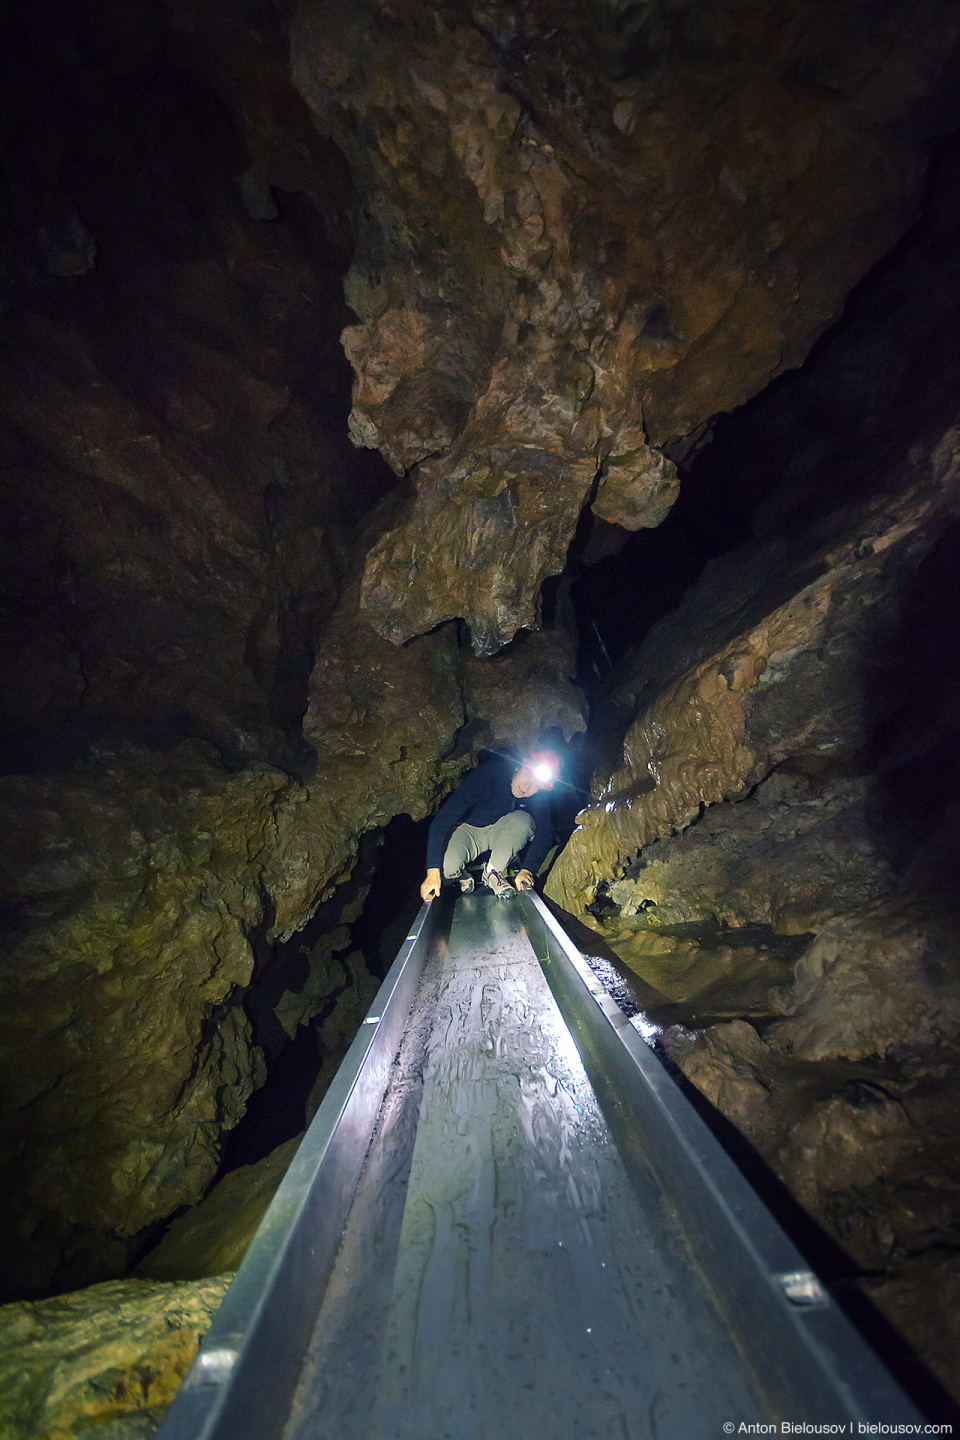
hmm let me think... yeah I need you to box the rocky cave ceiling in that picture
[2,0,960,1432]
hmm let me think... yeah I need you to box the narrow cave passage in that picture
[3,0,960,1430]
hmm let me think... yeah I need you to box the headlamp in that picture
[525,749,561,788]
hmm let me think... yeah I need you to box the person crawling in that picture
[420,750,560,902]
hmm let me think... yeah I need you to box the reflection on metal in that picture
[779,1271,832,1307]
[196,1351,238,1385]
[157,893,923,1440]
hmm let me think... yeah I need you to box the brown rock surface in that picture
[604,771,895,934]
[137,1137,303,1281]
[462,627,585,755]
[774,898,960,1066]
[292,0,960,651]
[662,889,960,1396]
[863,1254,960,1403]
[0,1274,230,1440]
[546,208,960,1388]
[0,0,586,1301]
[547,435,960,920]
[5,0,960,1408]
[1,10,377,769]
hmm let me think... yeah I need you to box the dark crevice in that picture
[686,128,960,544]
[571,458,749,688]
[1,20,400,778]
[220,815,430,1173]
[567,129,960,803]
[220,1022,320,1171]
[352,814,431,981]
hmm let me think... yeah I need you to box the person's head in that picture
[511,749,561,798]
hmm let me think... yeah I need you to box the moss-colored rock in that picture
[5,0,960,1405]
[138,1137,303,1281]
[0,1275,231,1440]
[0,576,583,1298]
[0,0,390,1296]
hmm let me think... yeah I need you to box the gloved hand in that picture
[515,869,535,891]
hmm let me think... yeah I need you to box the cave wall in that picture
[0,1272,233,1440]
[0,0,584,1302]
[292,0,960,652]
[3,0,960,1411]
[2,1,375,770]
[547,144,960,1399]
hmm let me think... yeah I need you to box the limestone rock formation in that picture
[462,627,584,755]
[0,0,587,1302]
[5,0,960,1411]
[0,1274,230,1440]
[549,387,960,1393]
[548,437,960,922]
[292,0,960,652]
[664,892,960,1401]
[2,20,376,771]
[138,1137,303,1281]
[544,144,960,1374]
[0,579,581,1297]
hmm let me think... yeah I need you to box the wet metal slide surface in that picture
[158,892,923,1440]
[284,894,762,1440]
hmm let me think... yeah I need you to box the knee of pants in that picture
[442,845,462,879]
[442,825,474,878]
[489,812,534,858]
[503,810,535,841]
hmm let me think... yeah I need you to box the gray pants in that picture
[442,811,535,878]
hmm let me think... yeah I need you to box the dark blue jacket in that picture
[425,759,555,874]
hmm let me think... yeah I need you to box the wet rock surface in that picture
[550,456,960,1394]
[0,1274,230,1440]
[548,442,960,918]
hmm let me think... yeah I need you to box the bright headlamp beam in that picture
[532,763,554,783]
